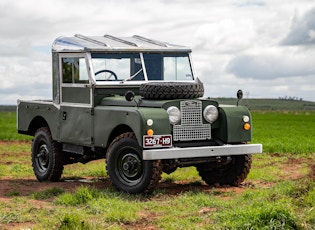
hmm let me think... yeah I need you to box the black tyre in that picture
[139,81,204,100]
[106,132,162,194]
[32,127,64,182]
[197,154,252,186]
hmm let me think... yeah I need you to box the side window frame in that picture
[59,53,93,106]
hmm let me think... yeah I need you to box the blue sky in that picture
[0,0,315,104]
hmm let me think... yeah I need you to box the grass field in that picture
[1,110,315,229]
[0,112,32,141]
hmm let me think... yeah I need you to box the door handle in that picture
[63,112,67,120]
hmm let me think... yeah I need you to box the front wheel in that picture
[106,132,162,194]
[197,154,252,186]
[32,127,64,182]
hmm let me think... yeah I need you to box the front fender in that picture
[213,106,252,143]
[138,107,171,141]
[94,106,170,147]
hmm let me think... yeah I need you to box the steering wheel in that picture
[95,69,118,80]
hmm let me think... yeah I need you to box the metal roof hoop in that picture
[74,34,108,47]
[104,34,138,47]
[133,35,168,47]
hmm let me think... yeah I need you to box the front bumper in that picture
[142,143,263,160]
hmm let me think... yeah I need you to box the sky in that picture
[1,0,315,105]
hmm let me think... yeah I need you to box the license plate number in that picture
[143,135,172,148]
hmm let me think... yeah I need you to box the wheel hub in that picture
[119,153,142,181]
[123,161,135,171]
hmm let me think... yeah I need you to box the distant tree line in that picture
[279,96,303,101]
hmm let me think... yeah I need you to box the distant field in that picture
[0,105,16,112]
[212,98,315,111]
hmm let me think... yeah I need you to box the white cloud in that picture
[0,0,315,104]
[226,46,315,79]
[282,7,315,45]
[194,19,257,53]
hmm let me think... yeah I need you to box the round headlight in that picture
[167,106,180,124]
[203,105,219,123]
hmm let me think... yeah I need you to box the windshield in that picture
[91,52,194,83]
[143,53,193,81]
[91,53,144,81]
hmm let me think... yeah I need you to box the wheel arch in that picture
[94,107,145,148]
[28,116,50,136]
[107,124,138,147]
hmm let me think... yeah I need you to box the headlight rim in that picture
[203,105,219,123]
[166,106,181,125]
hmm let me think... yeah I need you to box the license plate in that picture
[143,135,172,148]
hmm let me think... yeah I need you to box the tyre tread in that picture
[32,127,64,182]
[197,154,252,186]
[139,81,204,100]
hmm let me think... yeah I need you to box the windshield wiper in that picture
[123,69,143,82]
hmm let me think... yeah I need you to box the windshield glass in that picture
[91,53,144,81]
[143,53,194,81]
[91,52,194,82]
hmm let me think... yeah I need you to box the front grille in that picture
[173,100,211,141]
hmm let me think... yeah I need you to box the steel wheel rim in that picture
[36,142,49,173]
[116,148,143,186]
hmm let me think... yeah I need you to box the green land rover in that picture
[17,34,262,194]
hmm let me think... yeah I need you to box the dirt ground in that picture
[0,142,312,198]
[1,160,310,199]
[0,141,314,229]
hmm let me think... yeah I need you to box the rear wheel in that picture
[197,154,252,186]
[32,127,64,182]
[106,132,162,194]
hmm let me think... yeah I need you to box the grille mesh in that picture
[173,100,211,141]
[180,101,202,125]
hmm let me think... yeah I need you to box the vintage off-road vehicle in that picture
[17,34,262,194]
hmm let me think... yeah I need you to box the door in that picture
[59,54,93,146]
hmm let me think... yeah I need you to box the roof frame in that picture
[133,35,168,47]
[104,34,138,47]
[75,34,108,47]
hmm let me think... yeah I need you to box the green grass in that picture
[48,179,315,229]
[1,110,315,229]
[0,141,33,178]
[1,157,315,229]
[0,112,31,141]
[31,187,65,200]
[252,111,315,154]
[63,160,107,178]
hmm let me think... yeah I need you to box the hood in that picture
[98,95,218,109]
[99,95,171,108]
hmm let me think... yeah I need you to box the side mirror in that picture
[125,91,135,102]
[237,89,243,100]
[236,89,243,106]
